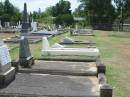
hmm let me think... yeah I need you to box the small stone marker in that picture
[62,37,74,44]
[19,36,34,68]
[0,39,15,88]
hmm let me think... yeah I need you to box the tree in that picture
[114,0,130,30]
[73,4,86,17]
[0,0,21,23]
[52,0,74,26]
[79,0,116,30]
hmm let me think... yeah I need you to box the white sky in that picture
[2,0,80,12]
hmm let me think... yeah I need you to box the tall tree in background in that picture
[113,0,130,30]
[52,0,74,26]
[114,0,130,22]
[79,0,116,30]
[0,0,21,24]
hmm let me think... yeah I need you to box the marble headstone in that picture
[0,40,15,88]
[17,21,22,29]
[31,22,38,32]
[19,36,34,68]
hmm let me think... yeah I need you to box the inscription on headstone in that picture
[0,40,15,88]
[0,46,11,66]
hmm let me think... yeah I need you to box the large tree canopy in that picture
[0,0,21,23]
[79,0,116,30]
[51,0,74,26]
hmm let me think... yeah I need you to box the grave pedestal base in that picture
[0,67,15,89]
[20,56,34,68]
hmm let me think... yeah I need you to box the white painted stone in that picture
[52,43,64,48]
[42,37,50,50]
[0,45,11,66]
[42,37,100,57]
[31,22,38,32]
[17,21,22,29]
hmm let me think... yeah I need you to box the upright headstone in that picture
[0,39,15,88]
[17,21,22,29]
[0,20,2,29]
[31,21,38,32]
[5,22,10,28]
[19,36,34,68]
[21,3,30,36]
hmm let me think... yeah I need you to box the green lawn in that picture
[1,30,130,97]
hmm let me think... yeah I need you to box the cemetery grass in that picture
[1,31,130,97]
[30,31,130,97]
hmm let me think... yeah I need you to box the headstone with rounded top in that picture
[62,37,74,44]
[0,39,15,88]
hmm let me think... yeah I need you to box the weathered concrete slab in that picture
[0,73,100,97]
[19,60,97,76]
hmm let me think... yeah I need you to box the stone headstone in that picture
[42,37,50,50]
[63,37,74,44]
[17,21,22,29]
[5,22,10,28]
[21,3,30,36]
[31,22,37,32]
[0,20,2,29]
[0,40,15,88]
[19,36,34,68]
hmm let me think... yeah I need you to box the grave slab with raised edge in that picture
[0,73,100,97]
[42,37,100,60]
[0,39,15,88]
[19,60,97,76]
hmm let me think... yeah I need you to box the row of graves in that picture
[2,3,62,44]
[0,18,112,97]
[0,3,112,97]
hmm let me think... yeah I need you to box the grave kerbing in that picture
[0,39,15,88]
[19,36,34,68]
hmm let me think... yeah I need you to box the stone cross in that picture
[19,36,34,68]
[0,40,15,88]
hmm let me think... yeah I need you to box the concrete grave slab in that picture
[0,73,100,97]
[19,60,97,76]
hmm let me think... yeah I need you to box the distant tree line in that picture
[0,0,21,25]
[73,0,130,30]
[38,0,74,26]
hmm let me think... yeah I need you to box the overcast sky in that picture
[2,0,80,12]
